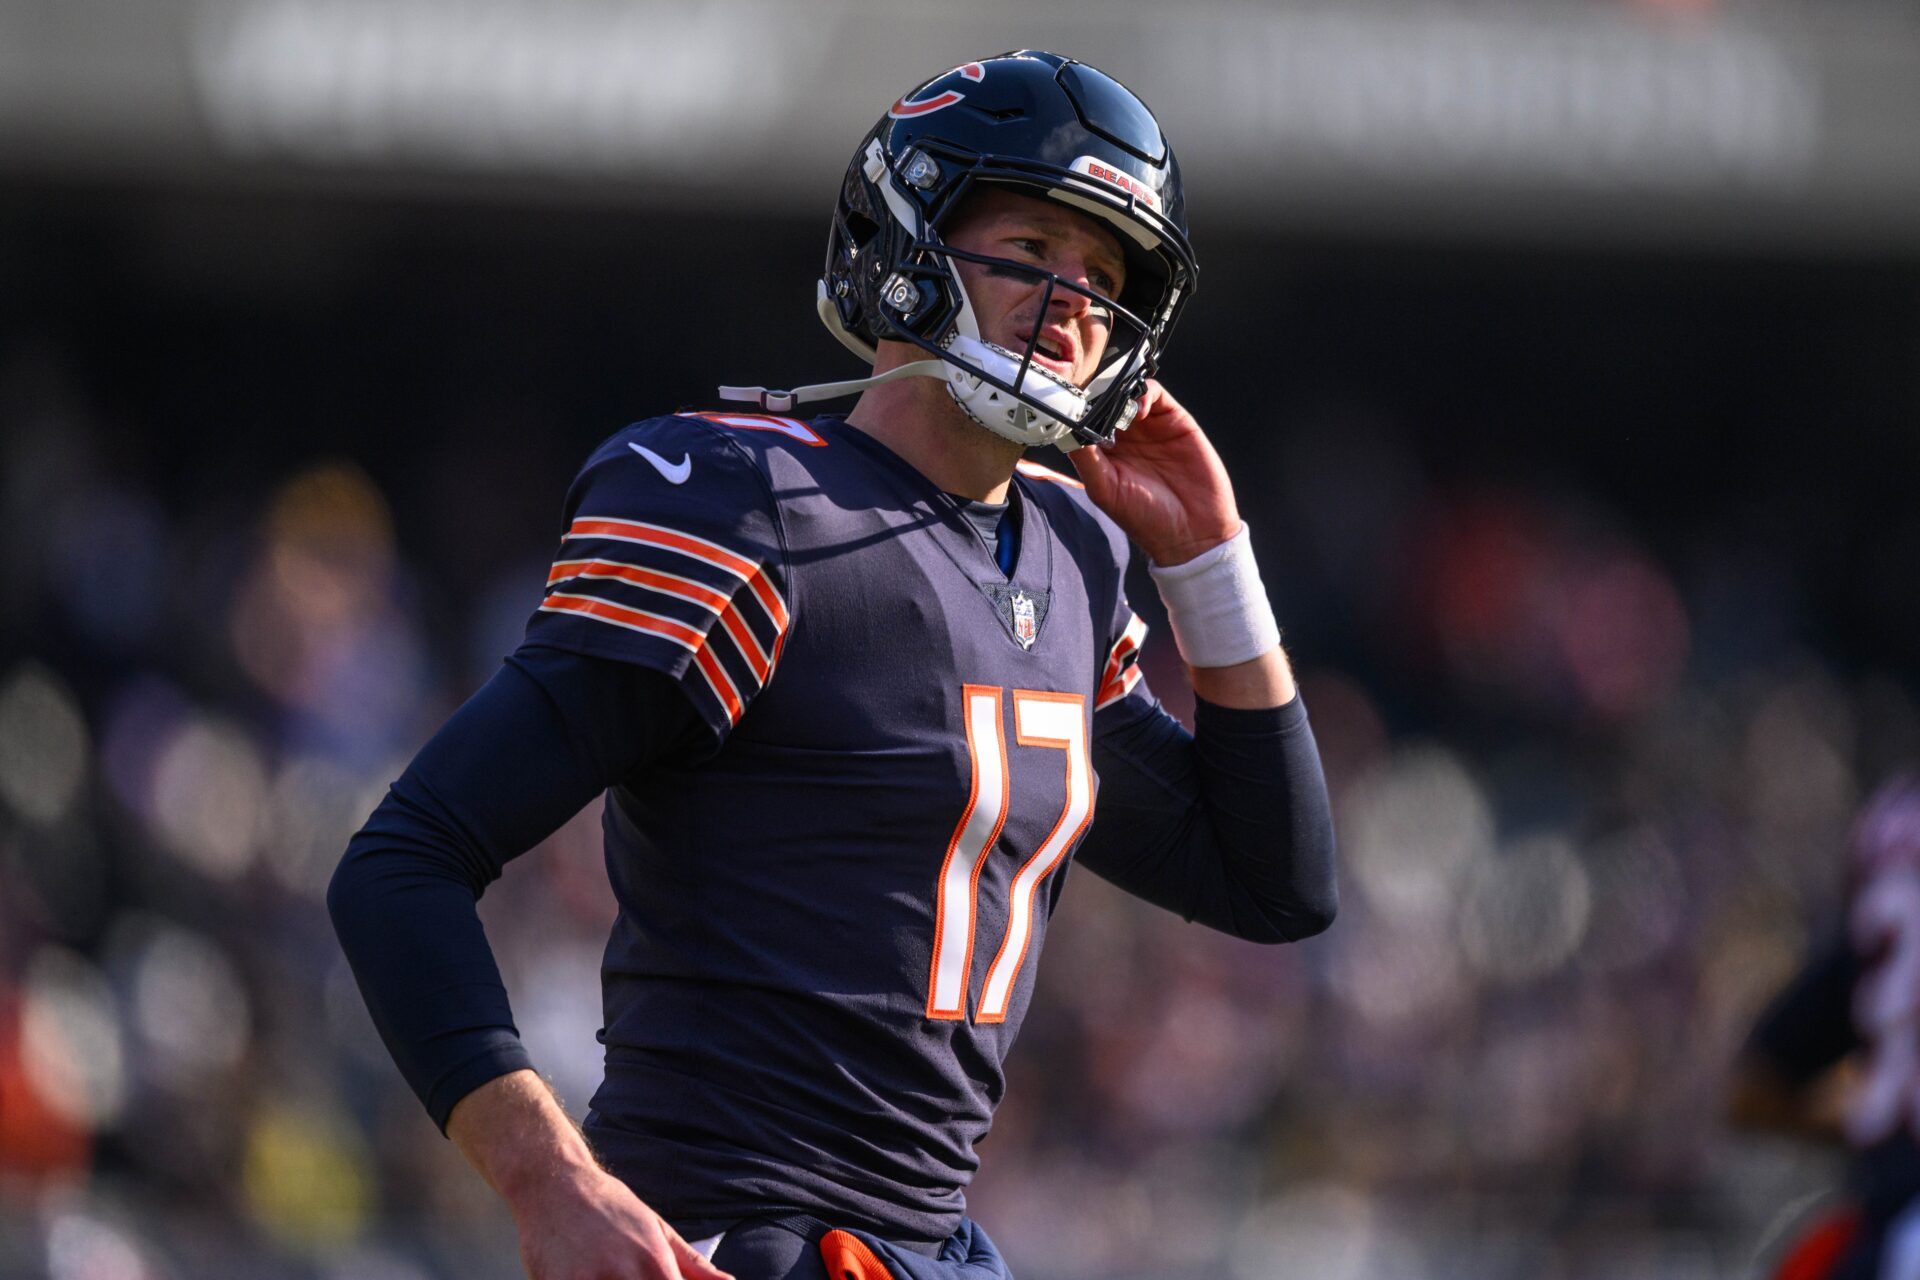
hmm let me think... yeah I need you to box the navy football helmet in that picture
[823,50,1197,448]
[722,51,1197,449]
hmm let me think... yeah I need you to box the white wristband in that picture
[1147,524,1282,669]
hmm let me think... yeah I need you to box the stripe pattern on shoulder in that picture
[540,514,790,725]
[1096,612,1148,710]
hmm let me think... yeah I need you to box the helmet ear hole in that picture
[844,209,879,252]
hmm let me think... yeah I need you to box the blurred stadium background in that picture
[3,1,1919,1277]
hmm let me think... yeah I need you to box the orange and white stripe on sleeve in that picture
[1095,612,1148,711]
[538,513,790,727]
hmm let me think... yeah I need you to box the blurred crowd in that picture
[0,307,1904,1280]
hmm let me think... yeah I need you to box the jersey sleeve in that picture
[1066,482,1336,941]
[1091,521,1157,721]
[522,416,791,745]
[1096,606,1150,713]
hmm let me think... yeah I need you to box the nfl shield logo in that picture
[1010,591,1038,649]
[980,581,1050,649]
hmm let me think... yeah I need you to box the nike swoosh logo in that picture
[628,442,691,484]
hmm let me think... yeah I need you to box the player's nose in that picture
[1044,257,1100,316]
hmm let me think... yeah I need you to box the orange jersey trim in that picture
[714,603,772,684]
[744,567,791,633]
[692,644,745,724]
[547,558,731,613]
[1015,459,1085,490]
[537,593,705,651]
[563,519,789,646]
[550,559,781,688]
[1096,613,1148,708]
[567,516,758,581]
[539,596,757,727]
[1095,664,1144,710]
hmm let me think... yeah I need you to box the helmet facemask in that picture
[822,135,1191,450]
[715,52,1194,443]
[913,233,1158,450]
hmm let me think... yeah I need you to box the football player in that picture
[1734,778,1920,1280]
[331,50,1337,1280]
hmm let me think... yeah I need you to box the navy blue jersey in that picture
[521,412,1155,1240]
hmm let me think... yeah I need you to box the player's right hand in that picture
[507,1164,733,1280]
[446,1071,729,1280]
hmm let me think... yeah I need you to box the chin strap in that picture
[718,361,949,414]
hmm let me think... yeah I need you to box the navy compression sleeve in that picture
[327,646,703,1130]
[1076,695,1338,943]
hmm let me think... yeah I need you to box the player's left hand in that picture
[1066,379,1241,567]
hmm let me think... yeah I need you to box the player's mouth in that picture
[1020,329,1077,379]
